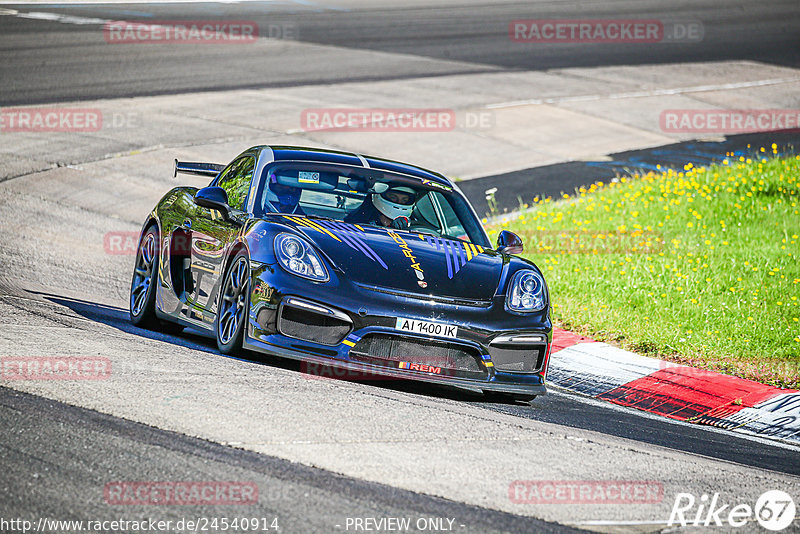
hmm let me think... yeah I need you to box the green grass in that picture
[487,149,800,389]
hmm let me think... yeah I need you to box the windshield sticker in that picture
[421,179,452,192]
[298,171,320,184]
[424,236,484,279]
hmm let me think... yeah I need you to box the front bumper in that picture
[244,264,551,396]
[243,335,548,396]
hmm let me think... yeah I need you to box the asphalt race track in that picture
[0,0,799,105]
[1,1,799,533]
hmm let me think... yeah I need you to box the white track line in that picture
[13,10,107,23]
[3,1,286,5]
[487,77,800,109]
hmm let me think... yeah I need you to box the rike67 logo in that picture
[669,490,796,531]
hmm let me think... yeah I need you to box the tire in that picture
[215,250,250,355]
[130,226,161,329]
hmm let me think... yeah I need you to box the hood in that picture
[275,216,502,302]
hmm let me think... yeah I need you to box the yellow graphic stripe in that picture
[484,361,494,368]
[281,215,305,225]
[283,215,321,235]
[342,339,356,347]
[476,244,484,254]
[283,215,341,242]
[463,242,473,261]
[298,218,342,242]
[285,215,318,232]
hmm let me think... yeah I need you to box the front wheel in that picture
[215,251,250,354]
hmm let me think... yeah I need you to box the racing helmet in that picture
[266,173,302,213]
[371,186,416,220]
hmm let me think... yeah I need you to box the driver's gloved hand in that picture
[391,216,410,230]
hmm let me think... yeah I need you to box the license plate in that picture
[395,317,458,338]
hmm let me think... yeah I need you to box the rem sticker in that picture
[314,219,389,270]
[421,179,452,192]
[387,230,426,283]
[398,361,442,374]
[298,171,320,184]
[424,236,484,279]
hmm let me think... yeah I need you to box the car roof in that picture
[251,145,453,189]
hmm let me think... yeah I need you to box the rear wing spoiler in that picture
[173,159,226,178]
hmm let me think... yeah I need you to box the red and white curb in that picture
[547,329,800,444]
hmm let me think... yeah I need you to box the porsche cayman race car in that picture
[130,146,552,400]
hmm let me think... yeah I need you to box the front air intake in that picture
[349,334,486,378]
[488,334,547,373]
[277,298,352,346]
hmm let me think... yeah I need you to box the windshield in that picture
[253,162,490,247]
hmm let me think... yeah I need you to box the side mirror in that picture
[496,230,523,255]
[194,186,231,219]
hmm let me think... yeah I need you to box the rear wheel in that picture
[130,226,160,328]
[215,251,250,354]
[129,225,184,334]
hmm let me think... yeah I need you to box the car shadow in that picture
[31,290,528,405]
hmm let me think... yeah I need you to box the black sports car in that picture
[130,146,552,400]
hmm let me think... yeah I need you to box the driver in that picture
[345,186,416,228]
[265,174,304,215]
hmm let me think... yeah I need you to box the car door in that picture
[188,155,255,315]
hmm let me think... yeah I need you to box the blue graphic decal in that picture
[315,220,388,270]
[426,236,470,279]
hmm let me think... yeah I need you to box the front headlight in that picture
[506,270,546,312]
[274,233,329,282]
